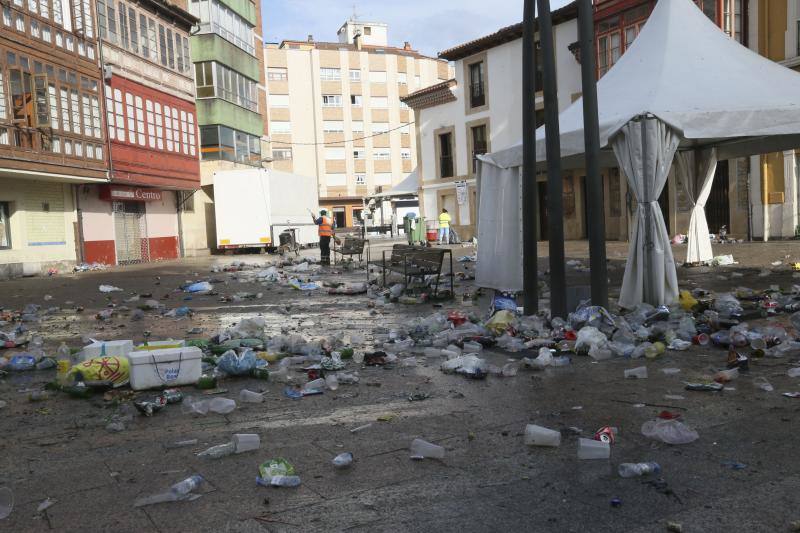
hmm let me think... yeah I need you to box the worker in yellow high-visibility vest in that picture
[438,208,451,245]
[311,209,334,265]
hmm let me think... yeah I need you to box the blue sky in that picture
[261,0,573,58]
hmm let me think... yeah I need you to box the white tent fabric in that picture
[676,148,718,264]
[475,162,523,292]
[478,0,800,307]
[369,171,419,199]
[481,0,800,170]
[613,118,680,308]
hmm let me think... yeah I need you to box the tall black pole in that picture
[578,0,608,308]
[537,0,567,319]
[522,0,538,315]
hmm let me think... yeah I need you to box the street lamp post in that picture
[522,0,539,315]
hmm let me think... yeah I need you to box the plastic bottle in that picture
[624,366,648,379]
[256,475,301,487]
[56,343,71,384]
[134,475,204,507]
[197,442,235,459]
[618,462,661,478]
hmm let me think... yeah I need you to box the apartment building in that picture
[264,20,452,228]
[183,0,266,254]
[0,0,107,277]
[80,0,200,265]
[405,4,587,241]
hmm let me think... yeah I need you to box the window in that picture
[597,32,621,77]
[2,7,11,27]
[369,71,387,83]
[175,32,184,72]
[190,0,255,55]
[125,92,135,142]
[322,94,342,107]
[0,202,10,249]
[325,147,345,160]
[269,94,290,107]
[159,24,167,65]
[350,94,362,107]
[82,94,91,136]
[166,28,175,69]
[31,20,40,38]
[370,96,388,108]
[195,62,214,97]
[439,132,454,178]
[267,67,287,81]
[353,149,366,159]
[373,149,390,160]
[372,122,389,134]
[351,121,364,133]
[364,26,371,35]
[42,26,51,42]
[697,0,717,22]
[0,71,5,120]
[52,0,62,24]
[469,61,485,108]
[114,88,125,140]
[188,113,195,155]
[139,14,148,57]
[320,68,341,81]
[721,0,742,43]
[400,148,412,160]
[148,19,158,62]
[471,124,487,173]
[128,7,139,53]
[154,102,163,149]
[397,72,407,85]
[135,96,145,145]
[91,96,100,138]
[326,174,346,186]
[349,69,361,81]
[272,148,292,160]
[15,13,24,32]
[118,6,128,48]
[271,121,291,134]
[355,174,366,185]
[323,120,343,133]
[211,63,258,111]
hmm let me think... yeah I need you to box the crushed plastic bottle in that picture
[256,475,301,487]
[618,462,661,478]
[134,475,204,507]
[197,442,235,459]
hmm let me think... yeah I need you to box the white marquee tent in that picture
[478,0,800,308]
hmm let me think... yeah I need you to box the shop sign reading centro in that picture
[99,185,163,202]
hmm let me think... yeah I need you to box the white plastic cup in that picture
[0,487,12,520]
[624,366,648,379]
[409,438,445,459]
[577,438,610,460]
[524,424,562,447]
[232,433,261,454]
[209,398,236,414]
[239,389,264,403]
[325,374,339,391]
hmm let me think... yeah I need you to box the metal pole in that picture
[537,0,567,319]
[578,0,608,308]
[522,0,539,315]
[641,116,652,304]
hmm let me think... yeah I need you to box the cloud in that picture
[262,0,573,57]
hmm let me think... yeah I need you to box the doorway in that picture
[658,186,670,234]
[705,160,730,235]
[332,207,346,229]
[113,201,149,264]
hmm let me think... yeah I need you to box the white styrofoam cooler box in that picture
[128,346,202,390]
[82,340,134,361]
[133,339,186,352]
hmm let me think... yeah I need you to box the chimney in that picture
[307,34,314,43]
[354,32,362,50]
[403,41,412,51]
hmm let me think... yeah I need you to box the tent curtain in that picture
[475,159,524,292]
[676,148,717,264]
[613,116,681,308]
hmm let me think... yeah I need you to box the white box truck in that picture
[212,168,320,251]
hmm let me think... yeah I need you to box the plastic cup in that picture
[750,337,767,351]
[409,438,445,459]
[577,438,610,460]
[0,487,12,520]
[208,398,236,414]
[304,378,325,391]
[239,389,264,403]
[523,424,562,447]
[232,433,261,454]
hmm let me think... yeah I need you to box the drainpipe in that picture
[74,185,85,264]
[176,192,185,258]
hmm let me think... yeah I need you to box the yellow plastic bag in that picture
[68,356,130,388]
[679,290,698,312]
[485,310,516,335]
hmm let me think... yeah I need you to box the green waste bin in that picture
[404,214,426,245]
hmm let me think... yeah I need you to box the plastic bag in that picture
[68,356,130,387]
[329,282,367,295]
[184,281,213,293]
[568,305,615,332]
[217,349,258,376]
[99,284,123,293]
[490,293,517,314]
[7,354,36,371]
[229,317,265,339]
[641,419,699,444]
[679,290,698,311]
[288,279,321,291]
[486,310,516,335]
[257,267,280,282]
[575,326,607,355]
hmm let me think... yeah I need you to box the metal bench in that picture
[333,236,369,264]
[368,244,454,297]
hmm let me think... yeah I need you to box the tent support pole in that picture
[522,0,539,315]
[537,0,567,319]
[641,116,653,304]
[578,0,608,309]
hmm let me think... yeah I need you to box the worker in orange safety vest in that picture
[310,209,335,265]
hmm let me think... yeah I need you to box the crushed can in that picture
[159,388,183,404]
[594,426,616,444]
